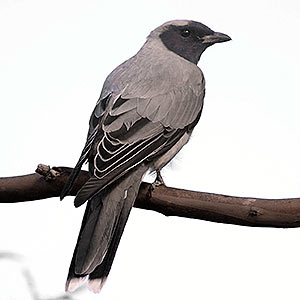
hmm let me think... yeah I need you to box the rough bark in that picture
[1,164,300,228]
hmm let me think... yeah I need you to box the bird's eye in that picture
[181,29,191,37]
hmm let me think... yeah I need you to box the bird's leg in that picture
[146,170,166,200]
[153,169,165,187]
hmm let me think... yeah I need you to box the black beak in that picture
[202,32,231,44]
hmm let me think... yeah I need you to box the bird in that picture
[60,19,231,293]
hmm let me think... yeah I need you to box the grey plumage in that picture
[61,19,230,293]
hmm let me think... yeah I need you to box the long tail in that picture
[65,164,147,293]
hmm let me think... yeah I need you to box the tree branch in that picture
[1,164,300,228]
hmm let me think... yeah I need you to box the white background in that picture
[1,0,300,299]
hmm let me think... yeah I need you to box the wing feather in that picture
[69,59,205,206]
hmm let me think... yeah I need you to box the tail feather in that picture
[75,189,123,274]
[88,278,106,293]
[65,197,94,292]
[88,181,136,281]
[66,164,147,292]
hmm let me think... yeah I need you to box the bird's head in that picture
[149,20,231,64]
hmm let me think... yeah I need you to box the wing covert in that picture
[73,60,205,206]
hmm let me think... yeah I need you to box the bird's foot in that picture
[153,170,165,187]
[146,170,165,200]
